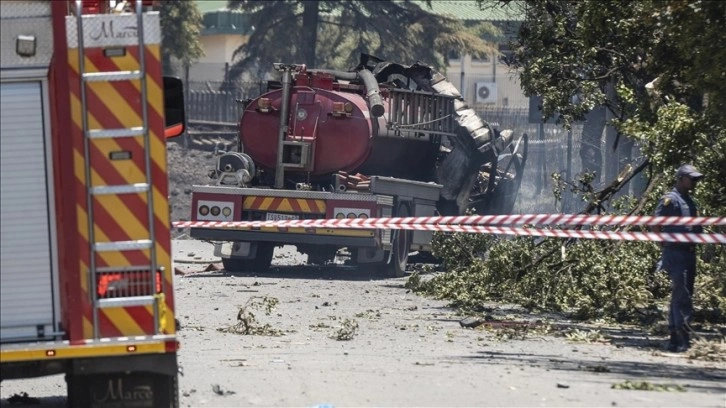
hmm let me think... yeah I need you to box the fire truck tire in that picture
[221,243,275,273]
[387,203,412,278]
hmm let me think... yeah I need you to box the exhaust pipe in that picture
[308,69,384,118]
[356,69,384,118]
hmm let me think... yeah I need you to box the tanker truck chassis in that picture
[188,56,527,277]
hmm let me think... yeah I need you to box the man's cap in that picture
[676,164,704,180]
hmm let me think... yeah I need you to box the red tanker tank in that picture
[239,67,443,185]
[240,77,374,177]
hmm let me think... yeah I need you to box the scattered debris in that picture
[309,322,332,331]
[330,319,359,341]
[211,384,236,396]
[611,380,686,392]
[491,326,529,341]
[218,296,283,336]
[404,271,424,291]
[204,263,223,272]
[556,383,570,389]
[459,317,485,328]
[565,329,610,344]
[354,309,381,320]
[686,338,726,362]
[476,319,545,341]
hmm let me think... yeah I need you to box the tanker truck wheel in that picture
[222,243,275,273]
[387,204,412,278]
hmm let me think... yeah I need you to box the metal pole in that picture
[135,0,161,334]
[565,128,573,213]
[75,0,101,339]
[459,55,465,100]
[535,121,545,195]
[183,64,190,149]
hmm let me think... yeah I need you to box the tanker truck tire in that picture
[221,243,275,273]
[387,203,412,278]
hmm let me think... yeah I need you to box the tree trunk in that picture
[301,1,319,68]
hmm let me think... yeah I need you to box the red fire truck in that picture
[1,1,184,406]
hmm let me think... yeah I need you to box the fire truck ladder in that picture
[74,1,161,338]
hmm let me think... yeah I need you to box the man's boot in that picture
[674,329,689,353]
[666,331,680,352]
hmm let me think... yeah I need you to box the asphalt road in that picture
[1,240,724,407]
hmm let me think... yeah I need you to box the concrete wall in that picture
[446,54,527,108]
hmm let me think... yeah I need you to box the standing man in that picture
[653,164,704,352]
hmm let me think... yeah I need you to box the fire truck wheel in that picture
[387,203,411,278]
[221,243,275,273]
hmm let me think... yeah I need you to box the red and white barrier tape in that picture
[173,215,725,244]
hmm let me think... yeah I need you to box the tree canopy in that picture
[225,0,500,80]
[419,0,725,326]
[159,0,204,71]
[502,0,725,212]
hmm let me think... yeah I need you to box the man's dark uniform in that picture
[654,165,702,351]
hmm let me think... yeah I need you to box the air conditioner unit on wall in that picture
[475,82,497,104]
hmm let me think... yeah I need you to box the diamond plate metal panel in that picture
[66,12,161,49]
[0,1,51,19]
[0,17,53,69]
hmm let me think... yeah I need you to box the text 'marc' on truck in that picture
[1,1,185,407]
[189,55,528,277]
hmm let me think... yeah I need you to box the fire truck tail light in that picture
[165,340,180,352]
[334,208,370,219]
[197,200,234,220]
[126,345,137,352]
[97,270,162,298]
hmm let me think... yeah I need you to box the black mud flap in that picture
[68,371,178,408]
[66,353,178,408]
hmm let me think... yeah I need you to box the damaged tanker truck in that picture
[187,54,527,276]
